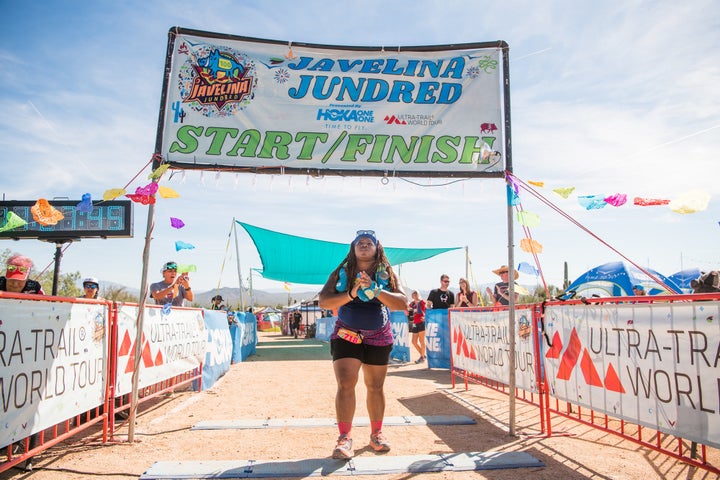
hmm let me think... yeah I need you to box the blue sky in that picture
[1,1,718,299]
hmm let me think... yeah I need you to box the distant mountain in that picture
[96,281,320,310]
[192,286,320,310]
[95,281,537,309]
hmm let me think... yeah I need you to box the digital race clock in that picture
[0,200,133,240]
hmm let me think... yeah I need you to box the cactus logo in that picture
[176,43,257,118]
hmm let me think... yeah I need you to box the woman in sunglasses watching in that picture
[79,277,103,300]
[319,230,407,460]
[0,253,44,295]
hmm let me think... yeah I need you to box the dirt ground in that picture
[4,332,720,480]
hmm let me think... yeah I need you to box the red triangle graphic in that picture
[557,328,581,379]
[462,338,470,357]
[141,338,154,368]
[118,331,132,356]
[154,350,164,366]
[604,363,625,393]
[124,333,155,373]
[456,328,468,356]
[545,331,563,359]
[468,343,476,360]
[579,349,603,387]
[125,342,136,373]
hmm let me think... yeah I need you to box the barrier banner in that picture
[450,308,538,392]
[315,317,335,342]
[237,312,258,360]
[544,301,720,448]
[0,300,108,446]
[390,310,410,363]
[426,309,451,369]
[115,305,205,396]
[159,28,508,177]
[201,310,232,390]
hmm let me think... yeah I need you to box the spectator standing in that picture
[318,230,407,460]
[150,261,194,306]
[456,278,478,307]
[427,274,454,309]
[210,294,225,310]
[486,265,520,306]
[408,290,427,363]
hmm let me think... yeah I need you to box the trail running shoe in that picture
[415,356,426,364]
[369,431,391,452]
[332,434,353,460]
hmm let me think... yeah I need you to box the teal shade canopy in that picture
[237,221,461,285]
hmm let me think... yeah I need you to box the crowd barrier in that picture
[448,293,720,474]
[7,289,718,473]
[0,292,257,473]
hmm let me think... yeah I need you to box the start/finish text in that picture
[168,126,496,166]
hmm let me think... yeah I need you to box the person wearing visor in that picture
[319,230,407,460]
[0,253,44,295]
[79,277,103,299]
[150,261,193,306]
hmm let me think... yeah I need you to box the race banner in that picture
[115,305,205,396]
[157,28,509,177]
[1,300,108,446]
[450,307,538,392]
[200,309,232,391]
[426,309,451,369]
[544,301,720,448]
[390,310,410,363]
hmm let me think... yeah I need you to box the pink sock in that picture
[338,422,352,436]
[370,420,383,434]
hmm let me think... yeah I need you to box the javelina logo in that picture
[184,48,254,110]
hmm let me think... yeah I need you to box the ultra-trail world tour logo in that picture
[177,42,257,117]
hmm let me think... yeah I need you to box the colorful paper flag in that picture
[604,193,627,207]
[76,193,93,213]
[669,190,711,214]
[520,238,543,254]
[517,262,539,276]
[175,241,195,251]
[578,195,607,210]
[0,211,27,232]
[170,217,185,229]
[553,187,575,199]
[103,188,126,200]
[528,180,545,187]
[125,193,156,205]
[31,199,64,226]
[135,182,159,196]
[633,197,670,206]
[158,186,180,198]
[148,164,170,180]
[517,211,541,227]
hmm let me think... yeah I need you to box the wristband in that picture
[348,290,355,300]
